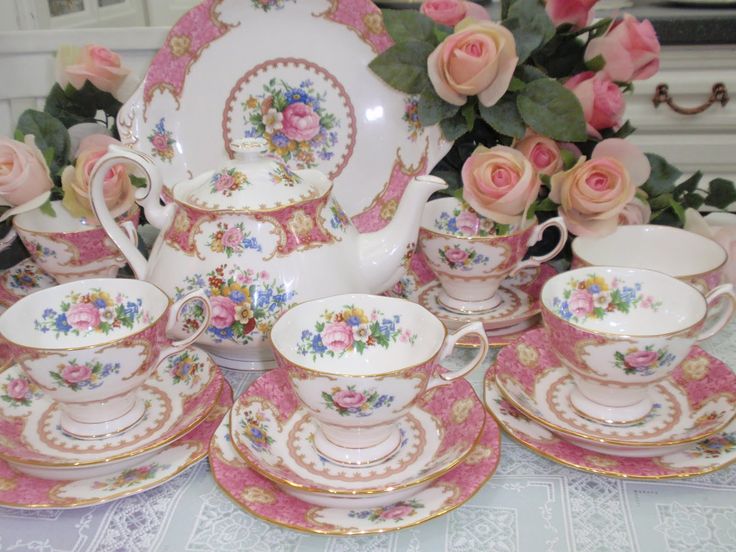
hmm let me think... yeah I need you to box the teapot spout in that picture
[357,175,447,294]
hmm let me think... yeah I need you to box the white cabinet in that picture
[144,0,198,26]
[2,0,147,30]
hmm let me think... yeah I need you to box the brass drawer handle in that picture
[652,83,729,115]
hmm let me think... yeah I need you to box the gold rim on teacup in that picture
[420,216,537,242]
[12,204,140,236]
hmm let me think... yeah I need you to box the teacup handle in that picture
[165,289,213,348]
[0,228,17,252]
[511,216,568,275]
[428,321,488,389]
[695,283,736,341]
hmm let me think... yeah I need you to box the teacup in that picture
[540,266,736,424]
[8,200,139,283]
[0,278,212,438]
[419,197,567,314]
[572,225,727,294]
[269,293,488,466]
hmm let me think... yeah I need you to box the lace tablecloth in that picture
[1,314,735,551]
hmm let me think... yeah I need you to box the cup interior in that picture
[270,294,445,375]
[541,267,707,336]
[572,225,727,278]
[420,197,496,237]
[14,200,103,234]
[0,278,169,349]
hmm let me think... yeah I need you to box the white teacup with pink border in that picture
[419,197,567,314]
[0,278,212,438]
[541,266,736,424]
[270,293,488,466]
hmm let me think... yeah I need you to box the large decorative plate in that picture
[117,0,451,227]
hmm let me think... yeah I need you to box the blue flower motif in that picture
[558,301,573,321]
[123,301,139,319]
[299,80,313,89]
[318,150,334,161]
[620,286,637,303]
[272,133,289,148]
[285,88,311,105]
[381,319,396,335]
[229,290,246,304]
[242,237,262,252]
[447,218,459,234]
[42,308,55,318]
[588,284,600,294]
[301,330,312,340]
[94,298,107,308]
[210,326,234,339]
[346,316,361,327]
[249,427,263,440]
[312,334,327,354]
[55,314,72,333]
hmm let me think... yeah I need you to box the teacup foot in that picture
[313,426,402,467]
[60,397,147,440]
[437,291,502,315]
[569,388,653,426]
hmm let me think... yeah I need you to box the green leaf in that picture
[15,109,70,178]
[42,147,55,167]
[535,197,559,211]
[585,54,606,72]
[39,199,57,217]
[705,178,736,209]
[417,88,460,127]
[508,77,526,92]
[516,79,586,142]
[514,65,547,82]
[641,153,682,197]
[44,81,122,128]
[560,148,577,170]
[13,129,24,141]
[368,41,434,94]
[649,192,673,210]
[612,120,636,139]
[501,0,512,19]
[130,175,147,189]
[460,101,476,129]
[673,171,703,199]
[668,196,686,224]
[505,0,556,63]
[683,194,705,210]
[478,95,526,139]
[381,9,437,44]
[439,112,471,142]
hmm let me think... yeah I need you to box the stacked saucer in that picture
[209,293,501,535]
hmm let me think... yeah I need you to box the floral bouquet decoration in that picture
[369,0,736,268]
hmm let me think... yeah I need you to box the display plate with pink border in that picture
[0,381,232,509]
[117,0,450,227]
[0,258,56,314]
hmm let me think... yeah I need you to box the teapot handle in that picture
[90,145,175,280]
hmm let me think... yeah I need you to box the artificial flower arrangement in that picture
[369,0,736,267]
[0,44,140,227]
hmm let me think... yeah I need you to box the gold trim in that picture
[11,204,139,236]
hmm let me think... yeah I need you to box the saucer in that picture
[229,369,485,495]
[210,405,500,535]
[0,380,232,509]
[0,258,56,313]
[494,329,736,454]
[485,370,736,478]
[0,346,222,477]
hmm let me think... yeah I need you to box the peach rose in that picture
[210,295,236,329]
[565,72,624,138]
[321,321,354,352]
[545,0,597,29]
[461,145,540,225]
[281,103,320,142]
[333,389,367,409]
[624,350,659,368]
[685,209,736,286]
[66,302,101,331]
[514,133,563,176]
[427,19,518,108]
[0,136,53,207]
[420,0,490,27]
[569,289,594,317]
[61,364,92,384]
[585,15,660,83]
[618,196,651,225]
[61,134,135,220]
[6,378,29,400]
[550,139,650,236]
[221,226,244,249]
[56,44,132,100]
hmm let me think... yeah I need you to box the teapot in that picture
[90,139,445,369]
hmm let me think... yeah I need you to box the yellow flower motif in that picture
[516,343,539,368]
[363,13,385,35]
[342,307,368,324]
[288,210,314,237]
[584,275,609,292]
[681,356,710,381]
[257,322,271,334]
[451,397,475,424]
[464,446,492,465]
[0,477,16,491]
[380,199,398,221]
[173,211,191,233]
[241,486,275,504]
[169,34,191,57]
[246,96,258,109]
[235,303,254,324]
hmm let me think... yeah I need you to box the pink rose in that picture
[420,0,490,27]
[565,72,624,138]
[321,321,354,352]
[61,134,134,220]
[332,389,367,409]
[61,364,92,384]
[685,210,736,287]
[0,136,53,207]
[585,15,660,82]
[456,209,480,235]
[550,139,651,237]
[210,295,236,329]
[151,134,170,152]
[380,504,415,520]
[545,0,597,29]
[281,102,321,142]
[514,133,563,176]
[618,196,651,225]
[221,226,244,248]
[444,246,469,264]
[66,302,101,331]
[56,44,131,100]
[427,20,518,108]
[215,174,235,193]
[461,145,540,226]
[569,289,595,317]
[624,350,659,368]
[6,378,29,400]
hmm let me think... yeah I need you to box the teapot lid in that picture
[174,138,328,212]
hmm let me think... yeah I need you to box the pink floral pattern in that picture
[0,374,41,407]
[50,359,121,391]
[209,168,250,197]
[147,118,176,162]
[433,204,495,237]
[92,463,166,491]
[239,408,275,452]
[250,0,296,11]
[403,97,422,142]
[348,499,423,523]
[206,222,262,258]
[614,345,676,376]
[438,245,490,270]
[167,350,203,387]
[322,385,394,417]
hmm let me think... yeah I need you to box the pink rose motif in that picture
[221,226,244,249]
[66,302,101,331]
[333,390,367,409]
[151,134,169,152]
[380,504,415,520]
[281,102,321,142]
[420,0,490,27]
[444,246,469,265]
[61,364,92,384]
[215,174,235,193]
[6,378,29,400]
[565,72,624,137]
[321,321,354,352]
[210,295,236,329]
[585,15,660,83]
[624,350,659,369]
[545,0,597,29]
[568,289,595,317]
[455,210,480,235]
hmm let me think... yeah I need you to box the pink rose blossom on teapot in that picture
[420,0,490,27]
[0,135,54,207]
